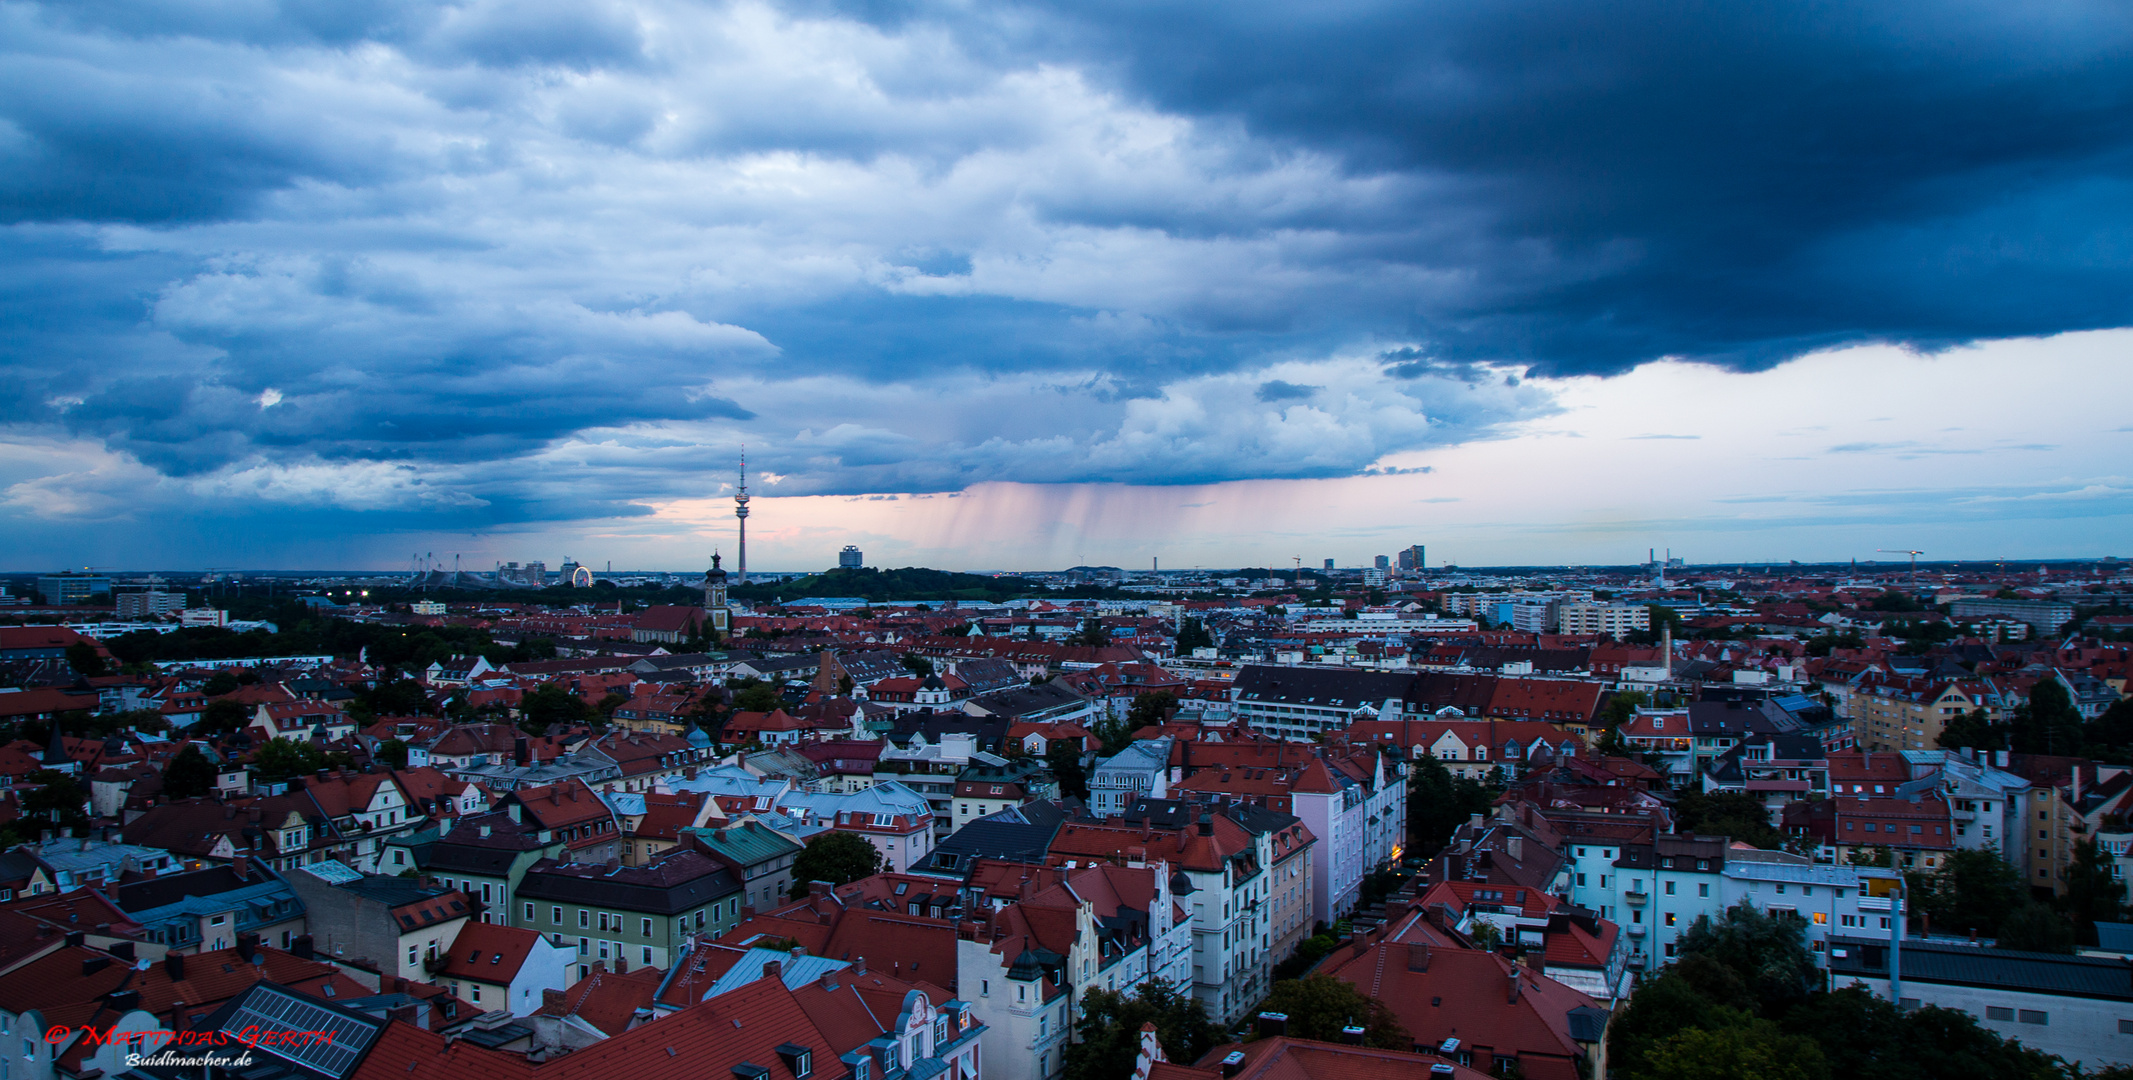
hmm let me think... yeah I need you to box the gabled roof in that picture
[435,922,543,983]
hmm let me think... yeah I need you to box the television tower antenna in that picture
[734,447,751,586]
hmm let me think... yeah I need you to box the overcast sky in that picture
[3,0,2130,571]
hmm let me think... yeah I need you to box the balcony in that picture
[1624,890,1648,906]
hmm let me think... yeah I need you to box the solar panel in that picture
[218,985,384,1079]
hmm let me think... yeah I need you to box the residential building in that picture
[431,921,574,1016]
[1557,601,1650,637]
[285,861,472,982]
[1089,736,1172,814]
[514,849,744,979]
[685,820,804,912]
[115,858,307,953]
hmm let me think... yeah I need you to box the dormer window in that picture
[774,1044,813,1078]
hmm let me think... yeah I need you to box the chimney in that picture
[110,941,136,962]
[1506,835,1522,861]
[387,1003,421,1028]
[237,931,260,963]
[508,803,522,824]
[1198,814,1214,837]
[1995,749,2010,768]
[83,955,111,976]
[1407,942,1431,972]
[1507,969,1521,1004]
[854,956,866,975]
[1340,1025,1366,1045]
[293,934,314,960]
[480,824,492,839]
[1220,1052,1248,1078]
[165,953,186,981]
[1255,1012,1288,1038]
[763,960,783,982]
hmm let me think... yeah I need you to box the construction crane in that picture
[1877,549,1924,586]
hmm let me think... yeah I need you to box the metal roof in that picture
[1828,937,2133,1001]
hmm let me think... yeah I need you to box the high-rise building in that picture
[1373,555,1389,570]
[839,545,864,570]
[36,573,112,605]
[1397,545,1425,573]
[116,590,185,618]
[1323,558,1335,571]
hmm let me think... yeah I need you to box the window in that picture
[471,986,481,1003]
[2118,1019,2133,1034]
[552,906,562,924]
[1698,883,1709,897]
[2019,1011,2048,1026]
[408,945,418,966]
[1664,882,1675,895]
[525,902,535,920]
[1988,1007,2014,1021]
[1665,913,1676,927]
[643,946,653,964]
[579,910,590,928]
[643,918,653,936]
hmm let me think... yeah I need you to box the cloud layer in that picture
[1,0,2129,557]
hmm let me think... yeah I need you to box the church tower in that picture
[703,552,731,637]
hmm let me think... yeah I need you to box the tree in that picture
[1124,690,1178,733]
[65,642,107,678]
[2066,837,2128,944]
[1609,957,1757,1076]
[252,738,326,783]
[1674,789,1786,850]
[1408,752,1493,856]
[20,770,90,833]
[899,653,935,677]
[1935,708,2008,753]
[1063,980,1224,1080]
[519,683,592,735]
[2010,679,2083,757]
[1047,740,1090,802]
[1174,618,1214,654]
[1909,849,2024,938]
[1778,986,2069,1080]
[730,679,784,714]
[1993,901,2075,954]
[1678,904,1818,1015]
[1255,975,1408,1049]
[163,744,219,799]
[200,697,253,734]
[353,677,434,722]
[789,830,883,894]
[378,739,411,770]
[1067,617,1111,647]
[1645,1015,1827,1080]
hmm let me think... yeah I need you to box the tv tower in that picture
[734,449,751,585]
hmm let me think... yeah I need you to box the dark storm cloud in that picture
[874,0,2133,374]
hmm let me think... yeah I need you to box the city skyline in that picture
[2,1,2130,567]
